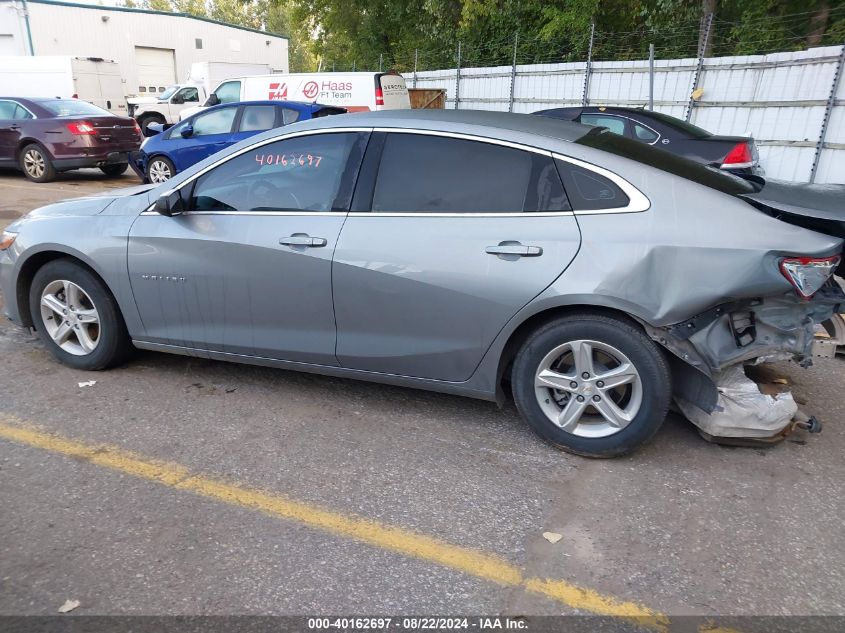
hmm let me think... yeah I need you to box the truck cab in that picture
[130,84,207,133]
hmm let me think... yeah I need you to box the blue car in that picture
[133,100,345,183]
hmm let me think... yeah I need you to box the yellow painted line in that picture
[0,417,668,631]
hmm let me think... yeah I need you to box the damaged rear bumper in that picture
[644,282,844,438]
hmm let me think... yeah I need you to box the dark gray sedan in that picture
[1,110,842,456]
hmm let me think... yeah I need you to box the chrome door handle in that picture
[279,234,328,248]
[485,243,543,257]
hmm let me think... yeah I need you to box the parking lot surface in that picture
[1,169,844,625]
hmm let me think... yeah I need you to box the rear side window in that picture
[556,159,629,211]
[581,114,626,137]
[633,123,659,143]
[239,105,277,132]
[371,134,569,213]
[281,108,300,125]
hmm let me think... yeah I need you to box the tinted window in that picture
[215,81,241,103]
[192,108,236,136]
[575,127,756,195]
[633,123,659,143]
[40,100,110,117]
[188,132,366,213]
[0,100,30,119]
[581,114,626,136]
[239,105,277,132]
[556,159,629,210]
[372,134,568,213]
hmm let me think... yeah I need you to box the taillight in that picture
[721,141,754,169]
[66,121,97,135]
[779,256,841,298]
[375,86,384,107]
[133,120,142,137]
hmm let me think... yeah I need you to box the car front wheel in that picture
[146,156,175,184]
[512,313,671,457]
[29,259,132,370]
[20,144,57,183]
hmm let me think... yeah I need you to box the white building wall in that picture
[0,0,288,97]
[407,45,845,184]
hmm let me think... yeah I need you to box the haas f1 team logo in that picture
[268,82,288,100]
[302,81,319,99]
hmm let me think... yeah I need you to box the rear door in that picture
[376,73,410,110]
[170,106,237,168]
[332,131,581,382]
[0,100,30,162]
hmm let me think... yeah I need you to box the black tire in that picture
[512,313,671,458]
[137,114,165,135]
[145,155,175,184]
[19,143,57,183]
[29,258,132,371]
[100,163,129,177]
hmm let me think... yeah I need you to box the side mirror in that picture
[153,189,184,217]
[180,124,194,138]
[206,94,220,106]
[171,95,184,104]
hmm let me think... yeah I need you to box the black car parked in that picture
[534,106,761,175]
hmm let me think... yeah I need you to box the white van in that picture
[0,56,126,115]
[179,72,410,120]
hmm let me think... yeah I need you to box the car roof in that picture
[283,109,592,147]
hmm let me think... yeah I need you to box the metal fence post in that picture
[648,43,654,110]
[581,21,595,107]
[379,54,383,72]
[508,32,519,112]
[685,12,712,122]
[455,41,462,110]
[413,48,418,88]
[810,41,845,183]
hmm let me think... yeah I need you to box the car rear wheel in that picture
[20,144,57,183]
[512,314,671,457]
[100,163,129,177]
[29,259,132,370]
[146,156,175,184]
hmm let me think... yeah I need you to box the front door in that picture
[128,130,369,364]
[332,132,582,382]
[170,106,238,170]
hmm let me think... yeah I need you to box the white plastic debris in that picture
[677,364,797,439]
[542,532,563,544]
[58,599,80,613]
[77,380,96,388]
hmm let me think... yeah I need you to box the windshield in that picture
[40,100,112,117]
[576,127,759,194]
[159,85,180,100]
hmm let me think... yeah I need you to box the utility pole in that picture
[810,41,845,182]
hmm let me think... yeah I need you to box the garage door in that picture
[134,46,176,95]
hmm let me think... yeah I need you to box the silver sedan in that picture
[1,110,842,456]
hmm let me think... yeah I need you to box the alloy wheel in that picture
[39,280,101,356]
[533,339,643,438]
[148,160,172,183]
[24,149,45,179]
